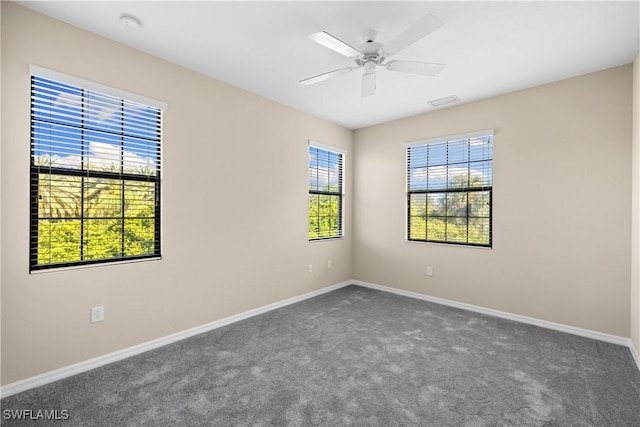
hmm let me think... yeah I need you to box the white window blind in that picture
[407,132,493,247]
[30,74,163,270]
[308,144,344,240]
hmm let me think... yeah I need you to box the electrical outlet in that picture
[308,264,313,273]
[91,306,104,323]
[328,260,332,269]
[426,266,434,276]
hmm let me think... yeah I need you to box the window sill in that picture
[29,256,162,274]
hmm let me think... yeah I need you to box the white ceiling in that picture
[17,1,640,130]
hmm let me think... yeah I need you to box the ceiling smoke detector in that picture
[120,14,141,31]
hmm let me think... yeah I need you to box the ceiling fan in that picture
[299,13,445,97]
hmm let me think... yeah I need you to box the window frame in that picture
[308,141,345,241]
[29,66,167,272]
[406,130,493,248]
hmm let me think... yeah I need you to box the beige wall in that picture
[353,65,633,337]
[0,3,353,384]
[632,51,640,352]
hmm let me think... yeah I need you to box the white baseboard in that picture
[630,339,640,372]
[0,281,351,399]
[352,280,632,348]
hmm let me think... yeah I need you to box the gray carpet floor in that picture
[2,285,640,426]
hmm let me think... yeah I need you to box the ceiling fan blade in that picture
[385,60,445,76]
[361,71,376,97]
[299,67,357,85]
[382,13,443,57]
[309,31,362,58]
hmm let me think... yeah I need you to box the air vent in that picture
[428,95,459,107]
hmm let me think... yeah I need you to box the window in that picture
[407,131,493,247]
[308,143,344,240]
[30,71,164,271]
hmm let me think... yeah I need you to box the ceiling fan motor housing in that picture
[356,40,385,68]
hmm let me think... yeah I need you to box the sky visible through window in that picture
[32,77,159,175]
[308,146,341,192]
[408,137,492,192]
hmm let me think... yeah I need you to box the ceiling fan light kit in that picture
[300,13,445,97]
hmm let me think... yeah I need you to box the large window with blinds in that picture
[308,143,344,240]
[30,73,163,271]
[407,131,493,247]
